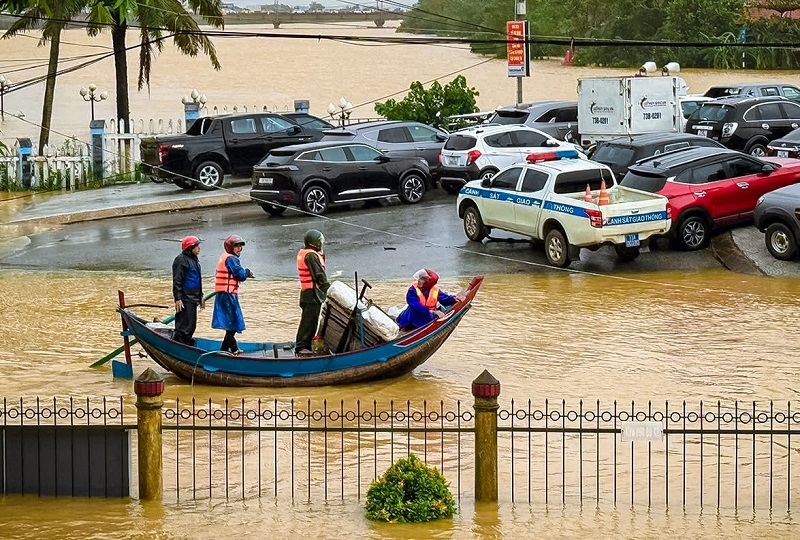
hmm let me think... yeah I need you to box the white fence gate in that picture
[0,141,92,191]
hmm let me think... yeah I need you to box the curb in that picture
[9,192,251,227]
[710,231,764,276]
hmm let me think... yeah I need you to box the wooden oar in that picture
[90,291,217,368]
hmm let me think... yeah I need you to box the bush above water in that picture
[365,454,456,523]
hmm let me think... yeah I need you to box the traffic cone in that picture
[584,184,593,203]
[598,180,610,206]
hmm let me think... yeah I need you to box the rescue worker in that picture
[396,268,460,330]
[295,229,330,355]
[212,235,254,354]
[172,235,204,345]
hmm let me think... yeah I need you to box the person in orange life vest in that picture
[295,229,330,355]
[172,235,205,346]
[396,268,458,330]
[212,235,254,354]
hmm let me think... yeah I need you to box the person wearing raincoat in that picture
[396,269,459,330]
[212,235,254,354]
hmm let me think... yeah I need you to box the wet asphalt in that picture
[1,176,798,280]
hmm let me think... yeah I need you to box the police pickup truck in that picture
[456,149,672,267]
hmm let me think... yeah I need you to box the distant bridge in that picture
[193,11,404,29]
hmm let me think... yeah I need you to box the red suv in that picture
[620,147,800,250]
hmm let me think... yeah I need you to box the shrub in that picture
[365,454,456,523]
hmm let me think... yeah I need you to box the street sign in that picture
[507,21,530,78]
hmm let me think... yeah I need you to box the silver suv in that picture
[487,100,579,142]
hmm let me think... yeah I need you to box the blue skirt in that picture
[211,293,246,332]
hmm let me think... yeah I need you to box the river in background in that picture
[2,20,800,539]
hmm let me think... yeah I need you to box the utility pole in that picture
[515,0,526,104]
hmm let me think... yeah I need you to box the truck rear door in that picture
[224,116,266,174]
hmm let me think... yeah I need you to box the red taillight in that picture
[466,149,482,165]
[438,152,442,164]
[585,208,604,228]
[666,203,672,221]
[158,144,171,163]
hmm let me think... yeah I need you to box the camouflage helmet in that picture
[304,229,324,251]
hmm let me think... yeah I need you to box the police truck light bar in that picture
[525,149,581,163]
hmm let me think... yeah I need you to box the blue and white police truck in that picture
[456,149,672,267]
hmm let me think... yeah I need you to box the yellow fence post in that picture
[135,367,165,501]
[472,370,500,502]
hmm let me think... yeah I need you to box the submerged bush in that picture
[365,454,456,523]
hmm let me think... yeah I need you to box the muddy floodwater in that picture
[2,19,800,540]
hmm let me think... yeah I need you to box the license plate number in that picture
[697,130,709,138]
[258,177,274,186]
[778,150,789,158]
[446,156,459,166]
[625,233,640,247]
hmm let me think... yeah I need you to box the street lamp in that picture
[327,97,353,128]
[181,89,207,129]
[0,75,11,121]
[79,83,108,121]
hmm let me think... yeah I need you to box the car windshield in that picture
[553,169,614,194]
[489,110,527,125]
[591,145,636,167]
[444,135,477,151]
[704,87,742,98]
[257,149,296,166]
[690,104,734,122]
[620,171,667,193]
[779,128,800,143]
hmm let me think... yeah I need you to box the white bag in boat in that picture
[326,281,399,342]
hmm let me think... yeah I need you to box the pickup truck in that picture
[456,149,672,267]
[140,112,321,190]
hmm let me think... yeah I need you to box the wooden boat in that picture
[117,276,484,387]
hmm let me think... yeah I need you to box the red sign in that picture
[507,21,529,77]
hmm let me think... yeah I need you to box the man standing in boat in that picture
[296,229,330,355]
[172,235,204,346]
[397,269,460,330]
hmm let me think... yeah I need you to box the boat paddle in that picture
[90,291,217,368]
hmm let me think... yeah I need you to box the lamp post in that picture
[327,97,353,128]
[181,89,207,129]
[0,75,11,121]
[79,83,108,121]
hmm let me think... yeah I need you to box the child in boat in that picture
[172,235,205,346]
[212,235,254,354]
[397,269,459,330]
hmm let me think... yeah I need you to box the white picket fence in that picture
[0,140,93,190]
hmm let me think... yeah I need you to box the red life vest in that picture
[214,253,239,294]
[297,248,325,290]
[413,283,439,309]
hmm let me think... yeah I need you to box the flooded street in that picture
[2,20,800,540]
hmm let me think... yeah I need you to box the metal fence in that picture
[3,394,798,510]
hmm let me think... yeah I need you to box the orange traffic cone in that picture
[598,180,610,206]
[584,184,593,203]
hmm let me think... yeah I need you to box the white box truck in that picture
[577,76,688,147]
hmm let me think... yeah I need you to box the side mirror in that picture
[481,178,492,188]
[545,139,560,147]
[762,163,775,173]
[436,134,447,142]
[377,154,390,163]
[288,126,302,135]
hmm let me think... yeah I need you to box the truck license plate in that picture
[258,177,274,186]
[778,150,789,158]
[625,233,640,247]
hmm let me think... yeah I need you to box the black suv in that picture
[590,133,724,180]
[685,96,800,157]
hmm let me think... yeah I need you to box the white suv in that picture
[439,125,584,194]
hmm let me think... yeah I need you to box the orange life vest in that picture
[297,248,325,290]
[214,253,239,294]
[413,283,439,309]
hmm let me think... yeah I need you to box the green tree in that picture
[84,0,223,129]
[656,0,745,66]
[2,0,86,153]
[374,75,479,128]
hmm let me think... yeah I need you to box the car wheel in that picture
[463,205,487,242]
[544,229,571,267]
[173,177,195,190]
[479,169,497,182]
[260,203,286,217]
[614,244,640,261]
[442,183,462,195]
[747,142,768,157]
[765,222,797,260]
[148,175,166,184]
[675,214,710,251]
[399,172,426,204]
[194,161,224,190]
[302,185,329,215]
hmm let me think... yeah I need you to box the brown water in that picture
[3,21,800,539]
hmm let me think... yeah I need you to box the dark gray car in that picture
[487,101,579,142]
[320,120,447,178]
[754,183,800,260]
[704,83,800,104]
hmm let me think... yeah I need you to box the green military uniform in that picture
[295,230,330,353]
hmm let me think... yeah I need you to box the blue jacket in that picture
[211,255,250,332]
[396,285,456,330]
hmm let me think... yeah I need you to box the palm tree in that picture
[2,0,87,153]
[85,0,223,131]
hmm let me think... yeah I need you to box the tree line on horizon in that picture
[399,0,800,71]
